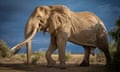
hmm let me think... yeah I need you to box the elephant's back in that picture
[75,11,99,24]
[74,11,107,33]
[69,11,107,47]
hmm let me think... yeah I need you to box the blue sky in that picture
[0,0,120,53]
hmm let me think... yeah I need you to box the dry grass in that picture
[0,54,106,65]
[0,54,107,72]
[51,54,105,64]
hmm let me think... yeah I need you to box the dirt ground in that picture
[0,54,107,72]
[0,64,107,72]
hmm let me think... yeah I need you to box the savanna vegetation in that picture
[108,16,120,72]
[0,40,9,58]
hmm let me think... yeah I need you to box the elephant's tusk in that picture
[37,25,42,32]
[9,28,37,56]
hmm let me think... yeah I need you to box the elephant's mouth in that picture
[38,23,48,32]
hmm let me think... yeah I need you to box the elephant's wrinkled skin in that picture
[10,5,111,67]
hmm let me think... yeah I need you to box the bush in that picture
[0,40,9,58]
[112,51,120,64]
[109,42,117,57]
[31,51,45,64]
[19,53,26,60]
[108,16,120,72]
[31,55,40,64]
[65,51,72,61]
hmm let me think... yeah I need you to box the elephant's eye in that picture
[37,15,42,19]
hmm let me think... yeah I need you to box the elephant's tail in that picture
[9,28,37,56]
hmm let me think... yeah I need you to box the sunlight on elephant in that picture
[10,5,111,67]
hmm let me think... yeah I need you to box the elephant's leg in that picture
[80,46,90,66]
[57,33,67,65]
[26,40,32,64]
[46,47,57,66]
[97,36,112,65]
[46,36,57,66]
[98,43,111,65]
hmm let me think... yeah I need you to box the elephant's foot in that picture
[80,61,89,67]
[59,63,66,69]
[106,61,112,67]
[47,60,56,67]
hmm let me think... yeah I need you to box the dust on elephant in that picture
[10,5,111,66]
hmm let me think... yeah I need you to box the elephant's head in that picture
[27,5,71,33]
[9,5,71,56]
[29,6,50,32]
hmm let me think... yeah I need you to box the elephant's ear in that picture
[49,5,70,15]
[47,5,71,34]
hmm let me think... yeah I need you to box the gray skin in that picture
[10,5,111,67]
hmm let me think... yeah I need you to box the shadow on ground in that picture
[0,63,108,72]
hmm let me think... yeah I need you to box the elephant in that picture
[10,5,111,66]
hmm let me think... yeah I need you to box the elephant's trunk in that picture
[9,27,37,56]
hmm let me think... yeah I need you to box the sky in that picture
[0,0,120,53]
